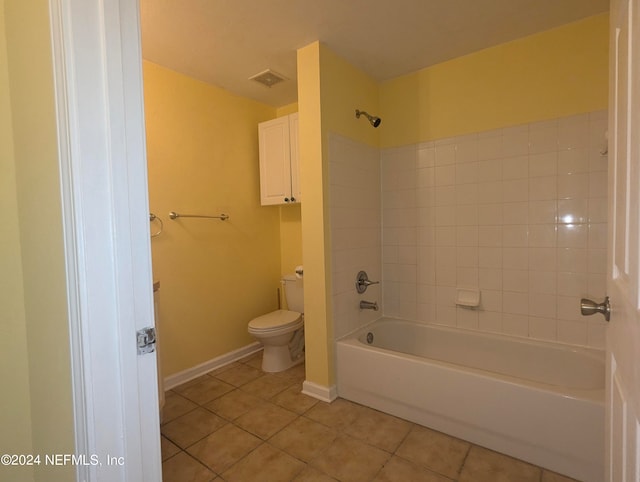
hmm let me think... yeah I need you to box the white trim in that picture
[48,2,92,481]
[164,343,263,390]
[49,0,162,480]
[302,380,338,402]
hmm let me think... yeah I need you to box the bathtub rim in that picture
[336,316,605,403]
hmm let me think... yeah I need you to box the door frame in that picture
[49,0,161,480]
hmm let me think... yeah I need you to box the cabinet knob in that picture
[284,197,290,203]
[290,196,296,202]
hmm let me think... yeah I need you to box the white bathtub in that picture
[336,317,604,482]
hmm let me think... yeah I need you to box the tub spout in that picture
[360,300,379,311]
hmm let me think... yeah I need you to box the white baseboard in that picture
[163,342,263,390]
[302,380,338,402]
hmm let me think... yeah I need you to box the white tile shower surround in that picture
[329,134,382,339]
[329,111,609,349]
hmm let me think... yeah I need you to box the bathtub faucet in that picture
[360,300,379,311]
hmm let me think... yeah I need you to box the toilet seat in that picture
[248,310,302,335]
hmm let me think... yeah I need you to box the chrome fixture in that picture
[360,300,379,311]
[356,270,380,294]
[355,109,381,128]
[580,296,611,322]
[169,211,229,221]
[149,213,164,238]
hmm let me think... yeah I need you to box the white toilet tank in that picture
[283,275,303,313]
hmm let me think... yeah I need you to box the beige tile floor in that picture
[161,352,581,482]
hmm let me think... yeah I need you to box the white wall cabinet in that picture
[258,113,300,205]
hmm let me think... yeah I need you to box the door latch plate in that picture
[137,327,156,355]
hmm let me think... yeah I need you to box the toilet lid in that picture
[249,310,302,331]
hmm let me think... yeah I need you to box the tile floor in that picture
[161,351,580,482]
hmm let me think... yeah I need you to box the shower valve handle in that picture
[356,271,379,294]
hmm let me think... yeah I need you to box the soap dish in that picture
[456,288,480,308]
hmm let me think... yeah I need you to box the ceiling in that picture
[140,0,609,108]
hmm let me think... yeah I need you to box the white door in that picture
[606,0,640,480]
[50,0,162,480]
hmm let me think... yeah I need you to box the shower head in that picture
[355,109,381,128]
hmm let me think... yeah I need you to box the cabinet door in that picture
[289,113,301,203]
[258,116,292,205]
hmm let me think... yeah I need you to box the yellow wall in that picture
[276,102,299,117]
[143,61,284,376]
[297,42,379,387]
[279,204,303,279]
[297,43,329,386]
[4,1,75,480]
[320,46,380,149]
[0,2,33,481]
[380,13,609,147]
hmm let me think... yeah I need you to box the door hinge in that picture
[137,327,156,355]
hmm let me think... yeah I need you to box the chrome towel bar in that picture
[169,211,229,221]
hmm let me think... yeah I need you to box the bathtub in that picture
[336,317,604,482]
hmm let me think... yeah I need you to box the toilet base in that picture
[249,322,305,373]
[261,344,304,373]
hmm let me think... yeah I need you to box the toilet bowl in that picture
[248,275,304,372]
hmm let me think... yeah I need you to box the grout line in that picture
[457,443,473,480]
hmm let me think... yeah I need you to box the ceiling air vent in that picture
[249,69,287,88]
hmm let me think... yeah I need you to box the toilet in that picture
[248,274,305,372]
